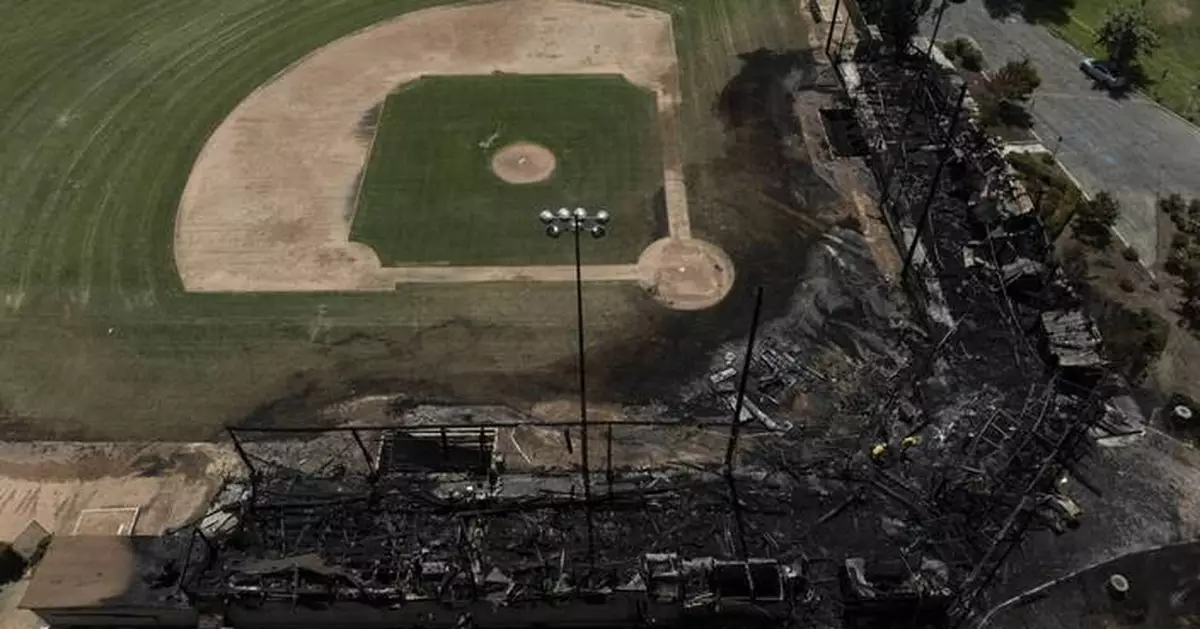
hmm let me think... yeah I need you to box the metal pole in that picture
[825,0,842,58]
[226,427,258,478]
[838,16,851,60]
[925,0,950,60]
[606,425,614,498]
[725,287,764,473]
[724,287,764,561]
[901,154,952,277]
[572,221,597,562]
[479,427,488,475]
[176,525,198,596]
[901,84,966,278]
[350,429,376,480]
[946,83,969,139]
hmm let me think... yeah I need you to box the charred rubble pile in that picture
[179,446,825,627]
[820,38,1119,622]
[658,40,1116,626]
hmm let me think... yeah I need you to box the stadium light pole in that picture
[538,206,609,563]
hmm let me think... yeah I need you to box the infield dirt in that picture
[176,0,685,291]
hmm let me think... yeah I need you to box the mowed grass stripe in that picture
[121,1,327,308]
[3,0,209,295]
[1,0,453,309]
[0,0,807,439]
[50,2,278,306]
[350,75,661,266]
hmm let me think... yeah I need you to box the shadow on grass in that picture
[996,99,1035,127]
[585,48,842,403]
[983,0,1076,25]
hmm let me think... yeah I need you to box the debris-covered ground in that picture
[110,32,1200,629]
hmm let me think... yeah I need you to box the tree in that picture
[989,58,1041,102]
[941,38,984,71]
[1159,192,1187,217]
[1182,274,1200,331]
[1059,242,1088,282]
[877,0,935,57]
[1074,191,1120,248]
[1096,4,1159,70]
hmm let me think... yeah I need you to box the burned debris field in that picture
[118,28,1167,629]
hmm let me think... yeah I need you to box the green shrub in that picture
[960,42,984,71]
[1094,300,1169,383]
[1123,246,1140,262]
[1074,192,1121,249]
[942,37,983,71]
[1007,153,1082,240]
[990,58,1042,101]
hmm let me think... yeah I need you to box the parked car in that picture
[1080,58,1128,89]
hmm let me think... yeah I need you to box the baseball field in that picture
[351,74,660,267]
[0,0,818,440]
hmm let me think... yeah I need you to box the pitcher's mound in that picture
[637,237,735,311]
[491,142,556,184]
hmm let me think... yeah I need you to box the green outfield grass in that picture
[352,75,660,266]
[0,0,810,440]
[1043,0,1200,119]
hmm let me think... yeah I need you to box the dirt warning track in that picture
[175,0,689,292]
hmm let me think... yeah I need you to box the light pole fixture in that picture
[537,206,610,562]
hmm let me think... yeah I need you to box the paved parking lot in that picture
[930,0,1200,263]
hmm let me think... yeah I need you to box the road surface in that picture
[929,0,1200,263]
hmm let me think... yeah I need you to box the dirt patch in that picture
[637,237,735,310]
[491,142,556,184]
[0,443,239,541]
[1158,0,1193,23]
[176,0,683,291]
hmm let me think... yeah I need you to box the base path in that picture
[175,0,690,292]
[382,264,638,283]
[637,238,734,310]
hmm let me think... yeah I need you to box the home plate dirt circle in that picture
[637,237,735,311]
[491,142,556,184]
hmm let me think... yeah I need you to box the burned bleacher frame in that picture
[177,413,816,627]
[820,2,1120,626]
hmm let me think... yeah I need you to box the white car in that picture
[1080,58,1128,89]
